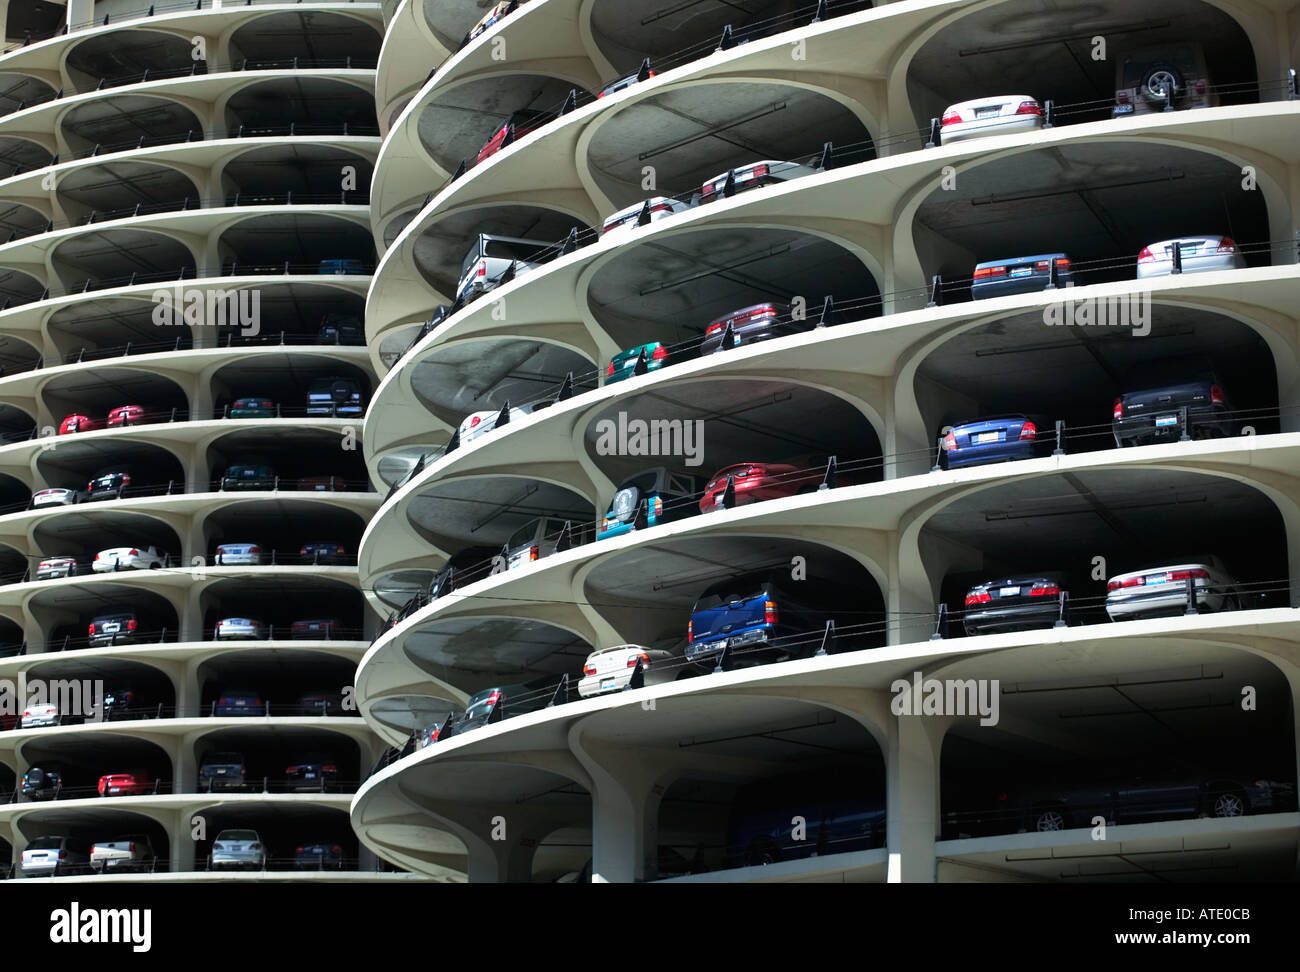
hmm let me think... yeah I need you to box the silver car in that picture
[214,543,264,566]
[215,617,268,640]
[700,159,819,203]
[455,233,555,304]
[210,829,266,870]
[1136,236,1246,278]
[1106,557,1240,621]
[602,196,693,236]
[36,556,79,580]
[940,95,1043,144]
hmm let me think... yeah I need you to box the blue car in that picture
[317,258,367,275]
[940,414,1040,470]
[971,253,1071,300]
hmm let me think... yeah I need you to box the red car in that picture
[98,771,155,797]
[59,414,101,434]
[476,109,548,164]
[106,405,147,427]
[698,462,825,513]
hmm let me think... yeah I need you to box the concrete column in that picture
[167,809,194,873]
[66,0,93,30]
[884,711,950,883]
[172,738,197,794]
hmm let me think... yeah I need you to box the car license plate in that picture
[1155,415,1178,427]
[975,106,1001,118]
[1009,266,1032,277]
[974,432,1001,444]
[600,677,616,690]
[1114,103,1134,114]
[305,772,316,779]
[999,586,1021,596]
[103,623,119,633]
[216,768,227,774]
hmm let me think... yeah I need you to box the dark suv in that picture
[598,467,702,540]
[21,766,64,801]
[317,314,364,346]
[1113,43,1214,117]
[88,607,147,648]
[306,377,364,418]
[199,752,248,792]
[222,463,277,491]
[1113,360,1233,447]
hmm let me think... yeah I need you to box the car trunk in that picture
[692,588,769,642]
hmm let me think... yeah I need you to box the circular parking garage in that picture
[30,508,181,580]
[195,648,361,722]
[16,733,172,799]
[586,225,880,354]
[15,810,171,875]
[198,579,365,643]
[50,228,196,291]
[36,440,185,499]
[219,143,374,203]
[913,305,1279,458]
[227,12,382,67]
[925,469,1289,634]
[39,365,189,427]
[911,142,1273,296]
[905,0,1261,132]
[403,615,592,690]
[223,78,379,135]
[584,79,873,208]
[217,213,373,273]
[37,583,180,653]
[205,427,370,492]
[65,30,199,90]
[22,655,176,718]
[204,500,366,567]
[408,338,593,432]
[191,281,367,349]
[415,73,590,175]
[54,161,200,225]
[190,805,357,872]
[210,356,371,419]
[59,95,204,155]
[194,727,364,793]
[45,296,194,361]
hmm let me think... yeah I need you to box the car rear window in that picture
[219,830,258,841]
[27,837,64,849]
[695,577,771,612]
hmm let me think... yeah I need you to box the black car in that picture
[305,377,364,418]
[700,302,809,355]
[85,467,133,502]
[222,463,277,491]
[299,541,349,565]
[285,754,339,791]
[21,766,63,801]
[102,687,137,721]
[88,608,146,648]
[428,545,501,600]
[317,314,365,346]
[962,574,1068,635]
[440,675,560,740]
[1113,360,1233,447]
[598,467,702,540]
[198,752,248,792]
[293,840,345,869]
[296,689,346,715]
[725,771,886,867]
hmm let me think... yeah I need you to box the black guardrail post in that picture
[925,117,941,148]
[1184,575,1198,615]
[548,674,568,707]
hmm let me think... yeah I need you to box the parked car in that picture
[214,688,264,716]
[199,752,248,792]
[215,542,263,566]
[578,644,677,697]
[963,574,1068,635]
[293,841,345,869]
[504,515,576,570]
[90,835,156,873]
[88,608,144,648]
[700,302,804,355]
[296,690,346,715]
[466,0,525,44]
[427,545,500,599]
[605,341,674,384]
[599,467,702,539]
[98,771,154,797]
[306,376,364,418]
[602,197,692,236]
[85,467,132,501]
[102,687,137,721]
[726,772,885,866]
[106,405,148,427]
[296,475,345,491]
[700,159,820,203]
[290,618,342,639]
[684,569,859,668]
[475,108,549,164]
[92,544,165,572]
[30,487,78,508]
[21,836,91,876]
[1106,556,1241,621]
[598,61,654,98]
[456,232,555,304]
[1113,363,1232,446]
[221,463,276,491]
[36,555,80,579]
[215,618,268,640]
[698,462,824,512]
[210,829,266,870]
[1136,235,1245,278]
[447,679,556,737]
[1114,44,1214,116]
[21,766,63,800]
[299,541,348,565]
[971,253,1071,299]
[940,95,1043,143]
[21,703,59,727]
[456,401,539,447]
[317,258,367,275]
[938,415,1040,470]
[59,413,101,434]
[228,397,276,418]
[317,313,365,345]
[285,755,339,790]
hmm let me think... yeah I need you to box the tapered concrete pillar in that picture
[885,711,950,883]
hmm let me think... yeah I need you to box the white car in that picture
[940,95,1043,144]
[602,197,693,236]
[215,618,268,640]
[210,829,266,870]
[1106,558,1240,621]
[578,644,677,697]
[30,487,76,508]
[700,159,819,202]
[92,545,164,572]
[21,703,59,728]
[457,402,539,448]
[214,542,263,566]
[36,556,80,580]
[1136,235,1246,278]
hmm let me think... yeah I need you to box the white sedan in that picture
[577,644,678,697]
[31,487,77,508]
[1136,235,1246,278]
[215,618,268,640]
[1106,558,1240,621]
[700,159,820,202]
[940,95,1043,144]
[93,545,164,572]
[602,196,692,236]
[36,556,80,579]
[21,703,59,728]
[214,542,263,566]
[457,402,539,448]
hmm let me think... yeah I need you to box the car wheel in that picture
[1211,791,1246,818]
[1034,806,1067,832]
[1141,62,1184,104]
[149,562,160,570]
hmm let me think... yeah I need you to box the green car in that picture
[605,342,669,385]
[229,397,276,419]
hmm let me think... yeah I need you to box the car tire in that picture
[1141,63,1184,105]
[1210,790,1246,818]
[1034,806,1068,832]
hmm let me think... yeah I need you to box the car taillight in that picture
[942,431,957,451]
[1016,101,1041,115]
[1116,91,1130,104]
[972,266,1006,280]
[749,164,770,180]
[764,599,778,624]
[1195,80,1206,94]
[706,320,724,334]
[649,203,675,215]
[1216,237,1236,254]
[487,689,501,705]
[129,548,139,557]
[1019,421,1037,440]
[1210,384,1224,406]
[250,546,260,554]
[1028,584,1060,597]
[127,619,137,631]
[1167,568,1209,582]
[336,546,345,554]
[738,305,776,324]
[88,623,95,635]
[965,592,991,605]
[627,652,650,669]
[651,496,662,519]
[296,846,305,854]
[528,545,538,562]
[1138,246,1155,263]
[583,663,597,676]
[475,260,487,278]
[1108,576,1145,591]
[606,361,615,376]
[286,765,298,774]
[687,620,693,643]
[1113,398,1123,419]
[652,345,668,361]
[94,552,100,560]
[941,110,962,126]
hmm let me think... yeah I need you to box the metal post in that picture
[1045,257,1060,290]
[931,433,947,472]
[720,474,737,509]
[815,295,834,329]
[711,640,731,674]
[1178,405,1192,442]
[931,603,947,640]
[925,117,941,148]
[627,659,646,690]
[1184,575,1198,615]
[926,274,943,308]
[716,25,735,51]
[814,619,836,657]
[633,347,649,375]
[1171,241,1183,274]
[819,455,838,491]
[547,674,569,707]
[1054,591,1068,628]
[1053,419,1065,456]
[1042,99,1055,128]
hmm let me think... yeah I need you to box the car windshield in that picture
[218,830,258,841]
[695,577,770,612]
[208,753,242,763]
[27,837,65,850]
[506,519,541,550]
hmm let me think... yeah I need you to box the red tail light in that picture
[1210,384,1224,406]
[1028,584,1060,597]
[965,592,991,605]
[606,361,615,377]
[706,320,724,334]
[1019,421,1037,440]
[1167,568,1209,582]
[129,548,139,557]
[764,599,778,624]
[126,619,137,631]
[1113,398,1123,419]
[1116,91,1130,104]
[249,546,260,554]
[1108,576,1146,591]
[322,765,337,773]
[1195,80,1207,94]
[475,260,487,278]
[652,345,668,361]
[626,652,650,669]
[528,545,539,562]
[749,164,770,180]
[296,846,304,854]
[1216,237,1236,254]
[336,546,345,554]
[649,203,675,215]
[486,689,502,706]
[1138,247,1155,263]
[1016,101,1042,115]
[583,663,597,676]
[331,845,342,854]
[973,266,1006,280]
[88,623,95,635]
[941,110,962,126]
[687,620,693,643]
[286,766,298,774]
[942,431,957,451]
